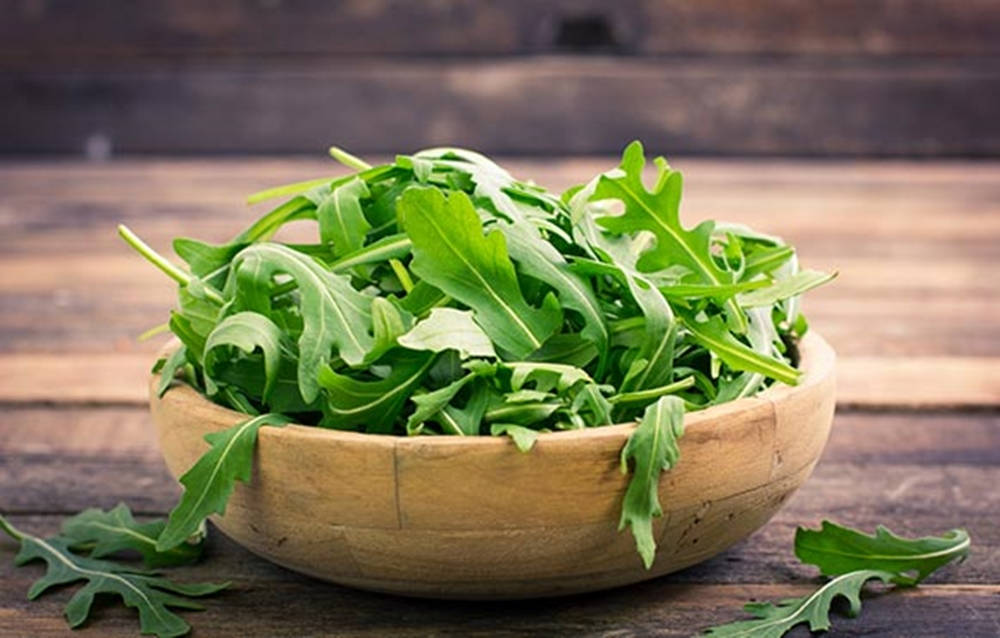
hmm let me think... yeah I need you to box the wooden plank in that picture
[3,58,998,155]
[2,159,998,359]
[2,352,998,409]
[1,408,998,582]
[0,546,995,638]
[0,535,995,638]
[3,0,999,63]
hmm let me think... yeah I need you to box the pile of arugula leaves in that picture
[123,141,834,569]
[7,141,967,637]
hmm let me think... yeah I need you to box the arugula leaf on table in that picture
[704,570,896,637]
[703,522,972,637]
[61,504,204,568]
[0,515,227,638]
[618,395,685,568]
[795,520,971,585]
[157,413,292,552]
[399,186,562,358]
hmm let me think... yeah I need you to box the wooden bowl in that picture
[150,332,835,600]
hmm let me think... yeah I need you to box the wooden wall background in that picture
[2,0,999,156]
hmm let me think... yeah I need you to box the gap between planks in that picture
[0,353,997,409]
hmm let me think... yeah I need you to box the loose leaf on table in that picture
[618,395,685,568]
[318,350,436,433]
[61,504,203,568]
[0,515,227,638]
[795,520,971,585]
[703,570,896,637]
[399,186,562,358]
[157,413,292,551]
[591,140,746,333]
[398,307,497,359]
[227,242,374,400]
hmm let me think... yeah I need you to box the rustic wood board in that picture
[1,158,998,635]
[4,0,999,61]
[1,409,998,635]
[4,58,998,155]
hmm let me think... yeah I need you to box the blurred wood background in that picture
[2,0,999,156]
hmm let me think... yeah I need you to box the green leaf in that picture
[618,395,685,569]
[203,312,289,402]
[156,346,188,398]
[738,270,837,308]
[406,372,479,435]
[703,570,896,637]
[227,243,374,401]
[680,312,799,386]
[591,141,746,333]
[0,515,227,638]
[490,423,540,452]
[499,221,609,373]
[398,307,497,359]
[61,504,204,569]
[328,233,412,273]
[399,186,562,358]
[311,176,372,258]
[318,350,435,433]
[795,521,971,585]
[157,413,291,551]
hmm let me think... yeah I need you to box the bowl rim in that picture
[152,331,835,448]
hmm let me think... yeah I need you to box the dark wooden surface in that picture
[0,158,999,636]
[3,1,1000,156]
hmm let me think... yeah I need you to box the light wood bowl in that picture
[150,332,835,599]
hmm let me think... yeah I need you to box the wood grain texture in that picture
[2,407,999,634]
[143,333,834,598]
[3,57,998,155]
[3,0,998,63]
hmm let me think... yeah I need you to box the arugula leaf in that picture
[618,395,685,568]
[157,414,291,551]
[310,176,372,258]
[795,521,971,585]
[738,270,837,308]
[398,308,497,359]
[228,243,374,400]
[318,350,436,433]
[704,570,896,637]
[203,311,289,402]
[156,346,189,398]
[61,504,203,568]
[490,423,540,452]
[680,312,799,386]
[591,141,747,333]
[399,187,562,358]
[0,515,227,638]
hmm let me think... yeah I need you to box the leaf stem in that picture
[610,376,696,405]
[117,225,191,287]
[329,146,372,171]
[0,514,25,542]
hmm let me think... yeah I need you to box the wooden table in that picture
[1,158,998,636]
